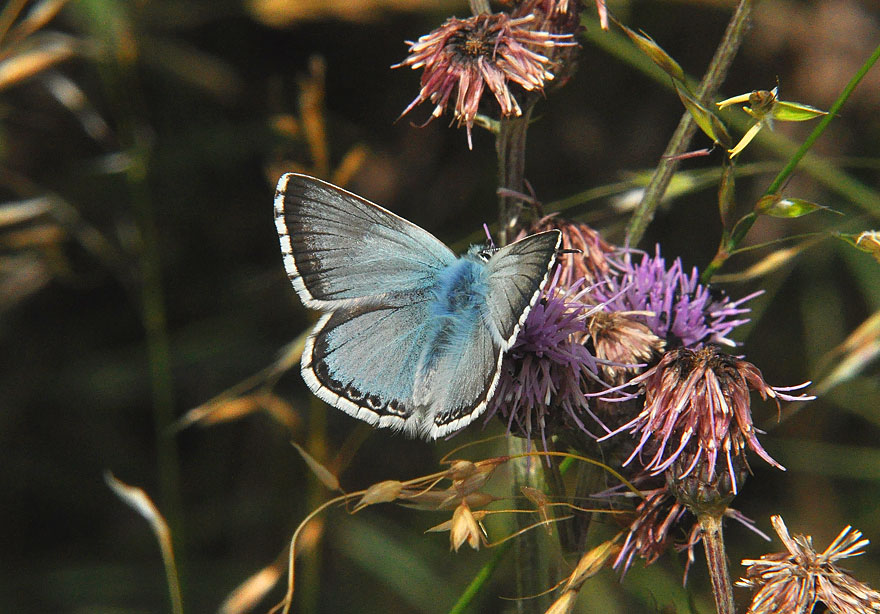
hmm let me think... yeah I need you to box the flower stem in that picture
[496,107,534,245]
[508,437,552,614]
[699,513,735,614]
[626,0,753,246]
[469,0,491,16]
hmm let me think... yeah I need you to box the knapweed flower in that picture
[738,515,880,614]
[591,246,760,349]
[600,346,813,495]
[485,269,604,446]
[393,13,574,147]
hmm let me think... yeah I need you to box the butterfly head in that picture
[467,244,498,262]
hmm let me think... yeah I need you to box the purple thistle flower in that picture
[592,246,760,349]
[485,269,605,446]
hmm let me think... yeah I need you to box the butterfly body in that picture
[275,173,560,439]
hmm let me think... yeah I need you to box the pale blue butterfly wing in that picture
[305,300,435,432]
[274,173,456,309]
[275,173,561,439]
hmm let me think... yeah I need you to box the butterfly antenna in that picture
[482,223,497,249]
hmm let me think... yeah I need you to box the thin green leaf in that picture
[0,33,78,91]
[0,197,52,226]
[755,194,834,218]
[837,230,880,262]
[105,472,183,614]
[772,100,828,121]
[816,310,880,393]
[620,25,685,83]
[292,442,341,492]
[9,0,69,42]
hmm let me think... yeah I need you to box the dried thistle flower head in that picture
[613,487,697,576]
[520,215,616,286]
[512,0,584,81]
[601,346,813,495]
[393,13,574,147]
[588,311,665,385]
[614,485,764,582]
[738,515,880,614]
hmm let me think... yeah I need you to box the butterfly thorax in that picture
[431,255,489,319]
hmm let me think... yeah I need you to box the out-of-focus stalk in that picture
[626,0,753,247]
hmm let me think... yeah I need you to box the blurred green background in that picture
[2,0,879,612]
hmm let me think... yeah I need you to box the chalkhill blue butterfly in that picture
[274,173,561,439]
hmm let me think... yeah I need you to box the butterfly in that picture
[274,173,561,439]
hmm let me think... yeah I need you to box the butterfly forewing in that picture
[485,231,562,348]
[275,173,456,309]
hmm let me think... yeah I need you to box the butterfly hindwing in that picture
[417,309,500,439]
[275,173,456,309]
[303,293,436,433]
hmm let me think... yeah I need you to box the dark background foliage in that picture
[2,0,878,612]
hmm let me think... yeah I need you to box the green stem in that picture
[699,513,735,614]
[0,0,27,44]
[626,0,753,246]
[702,39,880,281]
[447,541,512,614]
[508,437,552,614]
[73,0,185,606]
